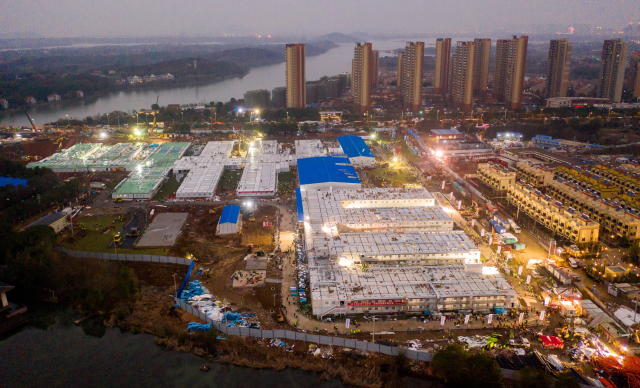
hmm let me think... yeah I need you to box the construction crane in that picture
[23,111,37,131]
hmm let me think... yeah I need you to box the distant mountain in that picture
[319,32,360,43]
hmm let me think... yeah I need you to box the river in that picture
[0,38,440,127]
[0,312,344,388]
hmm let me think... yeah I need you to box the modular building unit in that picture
[217,205,242,235]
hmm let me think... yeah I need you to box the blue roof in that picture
[297,156,361,186]
[219,205,241,224]
[430,128,461,136]
[295,188,304,222]
[0,177,28,188]
[337,136,374,158]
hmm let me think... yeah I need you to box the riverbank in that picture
[102,284,438,388]
[0,41,337,127]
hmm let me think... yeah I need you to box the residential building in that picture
[243,89,271,109]
[285,43,306,108]
[473,38,491,98]
[0,98,8,110]
[47,94,62,103]
[434,38,452,95]
[271,87,287,108]
[630,51,640,100]
[371,50,379,90]
[451,41,476,111]
[352,42,374,112]
[494,36,528,109]
[25,96,37,105]
[396,52,404,89]
[599,39,627,103]
[546,39,572,98]
[399,41,424,111]
[507,180,600,244]
[477,162,516,191]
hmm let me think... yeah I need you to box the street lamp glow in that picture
[237,107,245,114]
[254,109,261,115]
[133,127,142,137]
[338,257,353,267]
[392,156,399,163]
[434,150,444,158]
[99,131,108,140]
[370,133,377,140]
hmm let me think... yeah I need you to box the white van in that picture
[568,257,578,269]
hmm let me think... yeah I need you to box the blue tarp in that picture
[337,135,374,158]
[422,310,432,316]
[176,260,196,298]
[492,307,507,314]
[179,280,206,301]
[223,312,242,322]
[297,156,361,186]
[219,205,241,224]
[0,177,28,188]
[295,188,304,222]
[187,322,212,332]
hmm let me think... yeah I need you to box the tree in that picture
[518,366,553,388]
[432,344,503,387]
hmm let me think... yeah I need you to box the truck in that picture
[489,220,506,234]
[508,218,521,234]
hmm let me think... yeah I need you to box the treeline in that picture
[0,223,138,314]
[0,159,83,223]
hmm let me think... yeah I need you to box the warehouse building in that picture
[477,162,516,191]
[297,156,361,190]
[176,165,224,199]
[237,162,288,197]
[299,186,515,317]
[507,180,600,243]
[337,135,375,166]
[26,212,69,234]
[216,205,242,235]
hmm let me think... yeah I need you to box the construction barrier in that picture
[58,247,193,266]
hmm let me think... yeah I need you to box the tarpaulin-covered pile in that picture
[538,334,564,349]
[179,280,260,330]
[187,322,213,332]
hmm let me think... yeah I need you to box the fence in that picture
[174,298,432,362]
[58,247,193,266]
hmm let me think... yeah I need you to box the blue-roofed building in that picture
[531,135,562,150]
[0,177,28,188]
[297,156,361,190]
[216,205,242,235]
[337,136,375,166]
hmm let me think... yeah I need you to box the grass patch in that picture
[63,214,126,251]
[153,175,181,201]
[277,170,296,199]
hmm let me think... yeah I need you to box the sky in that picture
[0,0,638,38]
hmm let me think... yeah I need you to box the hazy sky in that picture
[0,0,638,38]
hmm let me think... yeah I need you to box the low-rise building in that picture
[297,156,361,190]
[507,181,600,244]
[515,161,555,187]
[216,205,242,235]
[555,165,619,198]
[47,94,62,103]
[547,178,640,240]
[337,135,375,166]
[477,162,516,191]
[26,212,69,233]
